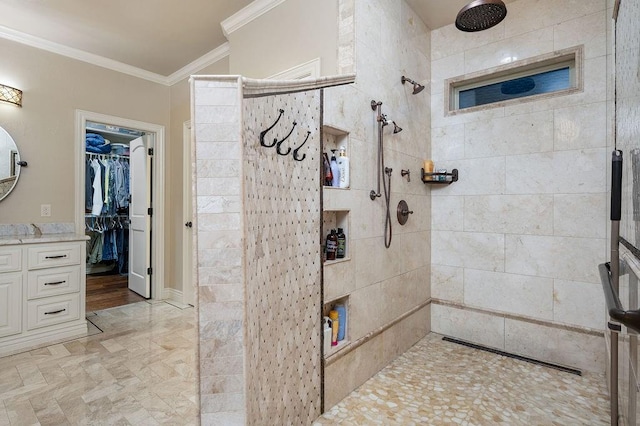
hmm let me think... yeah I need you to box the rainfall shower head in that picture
[401,76,425,95]
[455,0,507,32]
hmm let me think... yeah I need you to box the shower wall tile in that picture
[553,193,607,239]
[554,11,607,59]
[430,0,610,372]
[464,27,555,75]
[505,234,604,284]
[504,319,605,373]
[464,269,554,320]
[553,102,608,151]
[348,282,385,340]
[325,0,432,405]
[464,110,554,158]
[431,196,463,231]
[431,303,505,350]
[195,126,240,145]
[431,265,464,303]
[353,237,404,289]
[505,149,607,195]
[430,54,464,95]
[463,195,554,235]
[432,230,504,272]
[553,279,605,330]
[324,258,356,302]
[431,124,465,161]
[504,0,605,39]
[430,21,505,61]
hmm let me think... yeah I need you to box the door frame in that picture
[74,109,165,300]
[182,120,196,306]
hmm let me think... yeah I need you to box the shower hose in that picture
[383,166,392,248]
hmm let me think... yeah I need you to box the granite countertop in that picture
[0,223,88,246]
[0,232,89,246]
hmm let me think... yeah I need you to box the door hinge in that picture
[147,207,153,216]
[147,267,152,275]
[148,147,154,156]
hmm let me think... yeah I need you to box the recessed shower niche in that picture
[322,124,350,189]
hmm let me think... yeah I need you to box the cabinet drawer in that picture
[0,247,21,273]
[27,266,80,300]
[27,244,81,270]
[27,293,80,330]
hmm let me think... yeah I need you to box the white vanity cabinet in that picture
[0,236,87,356]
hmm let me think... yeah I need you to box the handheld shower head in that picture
[401,76,425,95]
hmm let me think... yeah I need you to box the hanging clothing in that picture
[90,159,103,216]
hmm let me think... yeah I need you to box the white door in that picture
[182,121,195,306]
[129,135,152,298]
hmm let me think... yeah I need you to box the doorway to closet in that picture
[75,110,165,313]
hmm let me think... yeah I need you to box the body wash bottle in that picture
[338,146,350,188]
[330,150,340,187]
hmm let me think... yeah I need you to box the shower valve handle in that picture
[401,209,414,216]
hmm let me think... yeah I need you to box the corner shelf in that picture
[421,168,458,185]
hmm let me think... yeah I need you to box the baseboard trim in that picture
[163,287,183,303]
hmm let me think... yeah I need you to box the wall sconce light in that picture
[0,84,22,107]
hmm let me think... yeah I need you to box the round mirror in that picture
[0,126,21,201]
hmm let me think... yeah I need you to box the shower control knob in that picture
[397,200,413,226]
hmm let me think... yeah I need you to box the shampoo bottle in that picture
[329,310,339,346]
[326,229,338,261]
[323,152,333,186]
[336,228,346,259]
[323,316,332,354]
[337,146,350,188]
[335,303,347,341]
[330,150,340,187]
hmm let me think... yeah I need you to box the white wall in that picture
[430,0,610,372]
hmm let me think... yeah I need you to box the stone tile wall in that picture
[430,0,611,372]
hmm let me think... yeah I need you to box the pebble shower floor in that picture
[315,333,610,425]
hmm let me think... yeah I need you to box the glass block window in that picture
[448,47,581,113]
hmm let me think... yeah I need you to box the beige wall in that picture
[227,0,338,77]
[168,58,230,291]
[0,38,170,223]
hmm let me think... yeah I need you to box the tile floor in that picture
[0,301,198,425]
[0,303,611,425]
[315,333,610,425]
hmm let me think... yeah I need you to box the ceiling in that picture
[0,0,515,78]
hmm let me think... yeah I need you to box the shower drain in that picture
[442,336,582,376]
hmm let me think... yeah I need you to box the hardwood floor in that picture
[86,273,147,312]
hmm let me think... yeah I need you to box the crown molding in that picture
[221,0,286,37]
[0,24,168,85]
[267,58,321,80]
[165,43,231,86]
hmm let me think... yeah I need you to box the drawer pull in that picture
[44,309,66,315]
[45,255,67,259]
[45,280,66,286]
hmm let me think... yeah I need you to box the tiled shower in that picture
[191,0,634,424]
